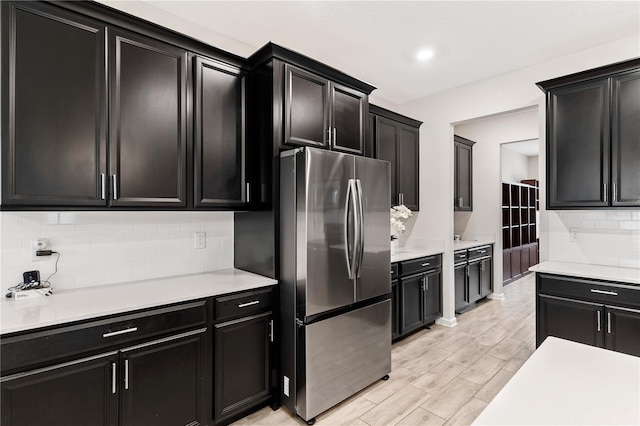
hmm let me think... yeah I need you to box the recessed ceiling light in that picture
[416,49,435,62]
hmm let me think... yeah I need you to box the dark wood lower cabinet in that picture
[454,263,467,312]
[1,353,118,426]
[510,247,522,280]
[536,273,640,357]
[537,294,603,347]
[121,330,207,426]
[214,312,272,425]
[392,256,442,341]
[604,306,640,357]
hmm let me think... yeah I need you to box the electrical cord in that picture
[6,252,59,297]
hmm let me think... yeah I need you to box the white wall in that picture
[527,156,539,180]
[373,35,640,326]
[1,211,234,291]
[501,148,531,183]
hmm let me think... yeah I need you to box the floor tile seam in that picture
[378,390,433,426]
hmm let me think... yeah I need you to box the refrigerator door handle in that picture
[345,179,358,280]
[354,179,365,278]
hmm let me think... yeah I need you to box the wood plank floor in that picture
[233,273,536,426]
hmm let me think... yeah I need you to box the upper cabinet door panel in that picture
[374,116,398,205]
[284,64,329,148]
[547,79,610,208]
[398,125,419,210]
[194,57,246,208]
[331,82,366,155]
[611,70,640,207]
[109,29,187,207]
[2,2,107,206]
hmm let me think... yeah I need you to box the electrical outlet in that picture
[570,230,579,242]
[32,238,49,261]
[194,232,206,249]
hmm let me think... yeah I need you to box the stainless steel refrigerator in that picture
[279,147,391,424]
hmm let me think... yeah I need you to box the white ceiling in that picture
[99,1,640,105]
[503,139,539,156]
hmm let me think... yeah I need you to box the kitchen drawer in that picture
[391,263,399,280]
[1,300,207,374]
[538,274,640,308]
[399,255,441,277]
[454,250,468,265]
[468,245,492,260]
[214,287,273,323]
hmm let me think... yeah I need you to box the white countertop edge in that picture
[453,239,495,251]
[530,261,640,285]
[391,248,444,263]
[1,269,277,335]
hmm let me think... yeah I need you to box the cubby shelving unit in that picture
[502,180,539,284]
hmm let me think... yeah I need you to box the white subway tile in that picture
[632,211,640,221]
[619,221,640,230]
[572,220,594,229]
[583,211,607,220]
[619,258,640,269]
[593,256,620,267]
[606,211,632,220]
[594,221,619,230]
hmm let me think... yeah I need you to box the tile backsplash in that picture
[1,211,234,292]
[547,210,640,268]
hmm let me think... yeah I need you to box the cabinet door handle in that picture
[481,260,485,272]
[101,174,106,200]
[327,127,332,146]
[613,182,617,202]
[269,319,274,342]
[112,363,117,394]
[400,193,404,205]
[459,197,463,207]
[603,183,607,203]
[112,174,118,200]
[607,312,611,334]
[246,182,251,203]
[466,265,469,277]
[590,289,618,296]
[333,127,337,147]
[479,250,486,254]
[238,300,260,308]
[103,327,138,338]
[597,311,601,332]
[124,359,129,390]
[390,269,394,274]
[421,263,430,267]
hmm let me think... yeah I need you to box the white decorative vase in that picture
[390,239,398,255]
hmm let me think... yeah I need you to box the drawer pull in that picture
[597,311,601,332]
[112,363,117,394]
[124,359,129,390]
[421,263,430,267]
[390,270,394,274]
[479,250,487,254]
[590,289,618,296]
[103,327,138,338]
[238,300,260,308]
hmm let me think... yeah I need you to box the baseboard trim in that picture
[436,317,458,328]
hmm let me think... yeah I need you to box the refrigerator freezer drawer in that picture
[297,298,391,421]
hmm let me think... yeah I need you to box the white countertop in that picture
[0,269,277,335]
[531,261,640,285]
[473,337,640,425]
[391,247,444,263]
[453,239,495,251]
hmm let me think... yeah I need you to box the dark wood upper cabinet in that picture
[611,70,640,206]
[537,58,640,209]
[284,64,366,154]
[454,135,475,211]
[330,82,366,154]
[108,28,188,207]
[1,1,107,206]
[284,64,330,149]
[194,56,247,208]
[370,105,421,210]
